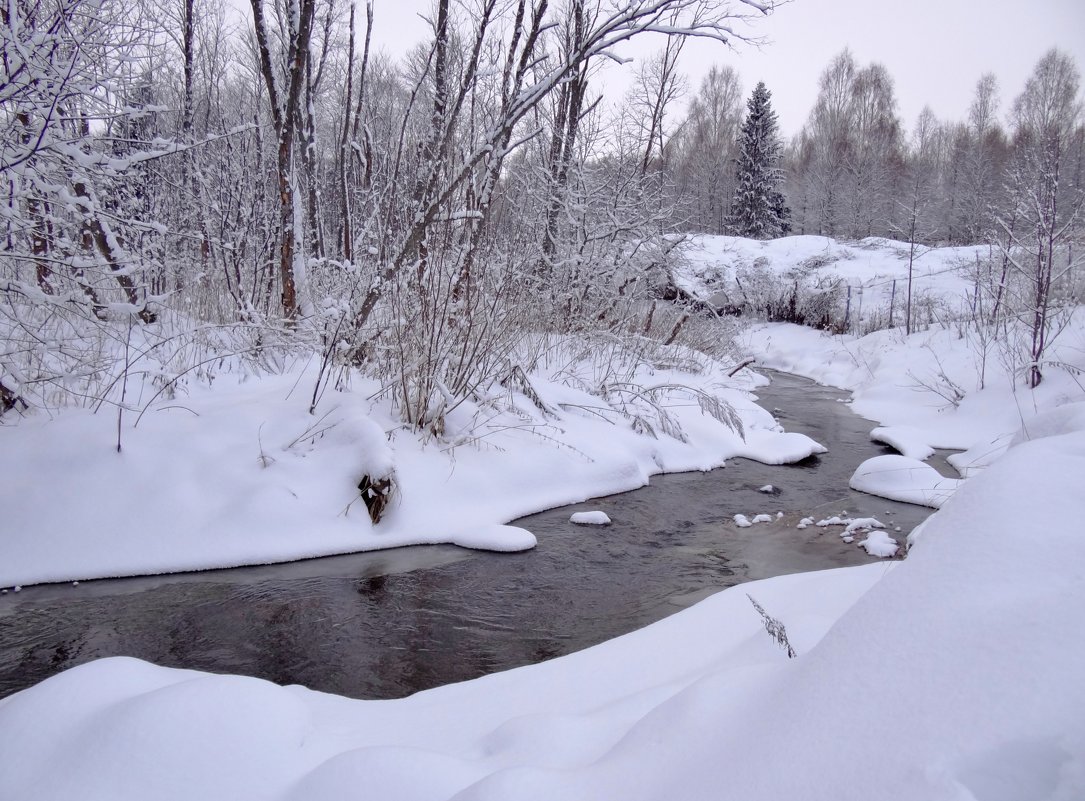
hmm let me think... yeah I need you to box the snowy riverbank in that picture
[738,315,1085,476]
[3,231,1083,798]
[0,342,823,588]
[2,397,1083,800]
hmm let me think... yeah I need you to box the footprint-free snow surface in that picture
[2,406,1083,801]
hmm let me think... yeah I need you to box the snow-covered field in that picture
[3,234,1084,799]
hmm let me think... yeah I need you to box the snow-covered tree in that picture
[997,49,1083,388]
[729,81,791,239]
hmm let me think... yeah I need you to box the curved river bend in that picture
[0,372,950,700]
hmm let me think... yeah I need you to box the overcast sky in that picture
[367,0,1085,138]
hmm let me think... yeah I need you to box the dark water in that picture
[0,371,949,701]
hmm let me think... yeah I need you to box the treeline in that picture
[666,49,1084,248]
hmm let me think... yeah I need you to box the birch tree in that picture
[998,49,1083,388]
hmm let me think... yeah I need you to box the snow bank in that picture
[732,428,827,464]
[849,454,962,508]
[675,235,982,327]
[869,425,935,460]
[737,316,1085,458]
[0,343,820,587]
[3,415,1083,801]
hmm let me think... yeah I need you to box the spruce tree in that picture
[729,82,792,239]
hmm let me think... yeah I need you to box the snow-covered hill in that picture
[675,234,991,333]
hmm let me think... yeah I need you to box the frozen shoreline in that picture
[0,350,825,588]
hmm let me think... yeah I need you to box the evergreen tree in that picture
[729,82,792,238]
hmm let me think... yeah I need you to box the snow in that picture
[842,517,885,534]
[869,425,935,461]
[856,530,899,558]
[750,513,773,523]
[736,315,1085,459]
[3,233,1083,798]
[675,235,984,321]
[758,484,774,492]
[732,428,827,464]
[451,525,537,551]
[850,454,963,508]
[0,346,825,588]
[569,511,611,526]
[3,412,1083,801]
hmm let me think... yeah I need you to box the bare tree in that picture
[670,65,744,233]
[249,0,319,320]
[998,49,1083,388]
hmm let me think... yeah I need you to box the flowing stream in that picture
[0,371,955,701]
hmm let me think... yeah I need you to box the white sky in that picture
[365,0,1085,137]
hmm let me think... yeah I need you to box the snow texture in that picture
[3,415,1084,801]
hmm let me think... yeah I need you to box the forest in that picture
[2,0,1082,429]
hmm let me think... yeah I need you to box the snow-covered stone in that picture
[849,455,962,508]
[870,426,935,460]
[857,530,899,558]
[569,511,611,526]
[452,525,537,550]
[842,517,885,535]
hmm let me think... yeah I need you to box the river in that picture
[0,371,952,700]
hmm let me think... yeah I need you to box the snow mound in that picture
[569,511,611,526]
[733,429,827,465]
[758,484,775,493]
[843,517,885,535]
[733,514,752,528]
[796,517,814,529]
[870,426,935,461]
[750,514,773,524]
[451,525,536,551]
[857,530,899,558]
[849,455,962,508]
